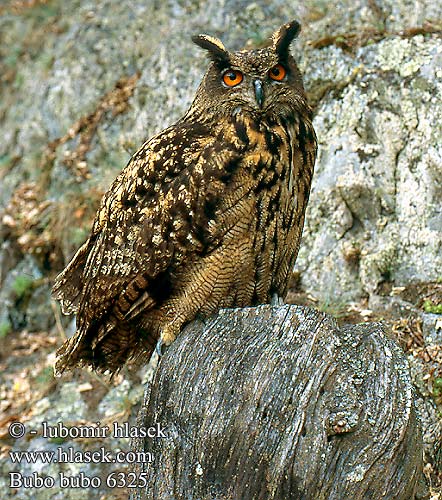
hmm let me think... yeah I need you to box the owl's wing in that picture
[53,121,244,330]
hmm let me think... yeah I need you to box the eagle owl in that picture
[53,20,317,375]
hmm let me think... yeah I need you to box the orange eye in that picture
[222,69,243,87]
[269,64,286,81]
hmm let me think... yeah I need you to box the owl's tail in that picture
[54,315,157,376]
[52,237,94,314]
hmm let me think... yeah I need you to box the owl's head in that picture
[190,21,308,122]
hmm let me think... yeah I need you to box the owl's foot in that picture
[271,293,284,306]
[155,328,177,356]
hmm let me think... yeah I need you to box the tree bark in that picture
[130,305,423,500]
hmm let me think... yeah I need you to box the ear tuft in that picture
[271,20,301,58]
[192,34,231,65]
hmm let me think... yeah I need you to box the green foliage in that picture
[70,227,90,247]
[318,298,348,318]
[3,45,22,68]
[433,378,442,399]
[0,321,12,338]
[49,437,67,445]
[423,300,442,314]
[0,154,12,168]
[35,366,54,386]
[37,51,55,73]
[12,275,34,299]
[335,36,346,45]
[14,71,24,88]
[246,30,268,47]
[22,2,61,23]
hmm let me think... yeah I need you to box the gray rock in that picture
[422,312,442,344]
[297,35,442,302]
[0,255,43,332]
[98,378,144,418]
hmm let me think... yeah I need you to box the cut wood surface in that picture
[131,305,423,500]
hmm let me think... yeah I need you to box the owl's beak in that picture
[253,79,264,108]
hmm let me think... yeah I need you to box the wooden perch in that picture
[130,305,423,499]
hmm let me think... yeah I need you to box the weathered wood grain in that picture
[131,305,422,500]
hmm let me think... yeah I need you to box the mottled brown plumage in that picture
[53,20,317,375]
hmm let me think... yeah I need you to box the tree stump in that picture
[130,305,423,500]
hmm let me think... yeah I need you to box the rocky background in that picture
[0,0,440,499]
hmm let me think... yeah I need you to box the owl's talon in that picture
[271,293,284,306]
[155,338,166,357]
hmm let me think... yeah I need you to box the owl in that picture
[52,20,317,375]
